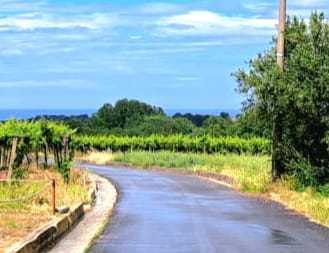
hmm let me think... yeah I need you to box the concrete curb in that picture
[48,172,117,253]
[5,204,86,253]
[5,174,99,253]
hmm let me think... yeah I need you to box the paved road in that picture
[88,165,329,253]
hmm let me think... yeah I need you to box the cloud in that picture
[0,79,91,88]
[129,35,143,40]
[177,76,201,82]
[157,11,276,37]
[243,2,274,13]
[0,0,45,12]
[0,12,116,31]
[290,0,327,7]
[139,2,182,14]
[0,48,23,56]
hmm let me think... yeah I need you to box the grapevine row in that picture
[0,120,74,181]
[74,135,270,155]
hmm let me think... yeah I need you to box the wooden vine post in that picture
[52,179,56,215]
[7,137,18,181]
[0,146,4,168]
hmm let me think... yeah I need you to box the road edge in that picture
[47,171,118,253]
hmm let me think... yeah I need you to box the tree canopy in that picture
[235,13,329,185]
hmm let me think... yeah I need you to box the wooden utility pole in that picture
[272,0,286,179]
[277,0,286,69]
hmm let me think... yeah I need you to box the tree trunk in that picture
[35,151,39,168]
[0,146,4,168]
[272,118,285,179]
[44,145,48,169]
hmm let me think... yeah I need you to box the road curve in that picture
[87,165,329,253]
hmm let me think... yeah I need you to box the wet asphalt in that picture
[87,165,329,253]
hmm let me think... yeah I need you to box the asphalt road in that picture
[88,165,329,253]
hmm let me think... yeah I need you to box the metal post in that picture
[52,179,56,215]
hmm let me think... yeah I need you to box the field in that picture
[0,166,89,251]
[83,151,329,227]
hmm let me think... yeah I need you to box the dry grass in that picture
[81,151,329,227]
[81,151,116,165]
[0,166,90,251]
[269,181,329,227]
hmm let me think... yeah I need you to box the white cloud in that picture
[0,79,91,88]
[243,2,274,12]
[177,76,201,82]
[0,48,23,56]
[139,2,182,14]
[157,11,276,37]
[0,12,116,31]
[0,0,45,12]
[129,35,143,40]
[290,0,327,7]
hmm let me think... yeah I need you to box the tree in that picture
[234,109,271,138]
[203,116,234,137]
[130,115,195,136]
[235,13,329,185]
[173,113,210,127]
[92,99,164,130]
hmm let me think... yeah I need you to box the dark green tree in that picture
[130,115,195,136]
[92,99,164,130]
[203,116,234,137]
[235,13,329,185]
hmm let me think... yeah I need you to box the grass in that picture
[270,179,329,226]
[82,151,329,227]
[0,166,90,251]
[84,151,271,193]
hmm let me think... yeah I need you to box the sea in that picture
[0,109,240,121]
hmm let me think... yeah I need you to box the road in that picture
[88,165,329,253]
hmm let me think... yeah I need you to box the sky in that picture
[0,0,327,110]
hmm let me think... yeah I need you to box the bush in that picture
[57,161,71,184]
[318,184,329,197]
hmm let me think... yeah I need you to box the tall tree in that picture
[235,13,329,185]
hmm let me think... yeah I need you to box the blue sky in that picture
[0,0,327,110]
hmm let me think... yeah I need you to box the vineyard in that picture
[0,120,270,181]
[75,134,270,155]
[0,120,74,181]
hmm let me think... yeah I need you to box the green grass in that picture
[0,170,89,211]
[0,181,48,211]
[86,151,272,193]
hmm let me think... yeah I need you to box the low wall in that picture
[5,180,97,253]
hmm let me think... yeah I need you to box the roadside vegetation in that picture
[0,120,90,251]
[0,166,89,251]
[84,151,271,192]
[236,13,329,185]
